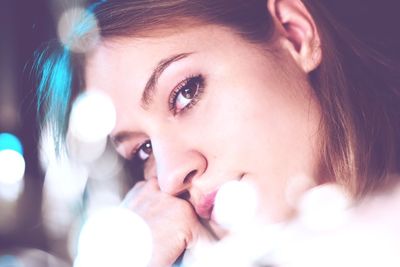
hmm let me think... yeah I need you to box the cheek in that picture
[199,74,320,177]
[195,80,287,159]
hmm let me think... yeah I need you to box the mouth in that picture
[195,190,218,220]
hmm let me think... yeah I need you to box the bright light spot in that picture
[0,133,25,187]
[298,184,350,231]
[0,133,23,155]
[0,150,25,185]
[75,207,152,267]
[57,7,100,53]
[69,91,116,143]
[213,180,258,231]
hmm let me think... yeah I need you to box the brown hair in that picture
[303,1,400,197]
[35,0,400,198]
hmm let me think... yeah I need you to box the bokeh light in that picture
[0,133,23,155]
[68,91,116,144]
[57,7,100,53]
[0,150,25,186]
[213,180,258,231]
[74,207,152,267]
[297,184,350,231]
[0,133,25,188]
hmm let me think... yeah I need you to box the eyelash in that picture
[131,74,206,162]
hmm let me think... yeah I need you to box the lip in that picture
[195,190,218,220]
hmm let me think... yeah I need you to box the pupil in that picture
[143,141,152,154]
[182,80,198,99]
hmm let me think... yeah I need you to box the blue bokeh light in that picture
[0,133,23,155]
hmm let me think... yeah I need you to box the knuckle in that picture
[175,199,193,213]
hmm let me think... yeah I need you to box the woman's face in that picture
[85,24,322,235]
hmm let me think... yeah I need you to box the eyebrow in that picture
[111,52,193,146]
[141,52,193,108]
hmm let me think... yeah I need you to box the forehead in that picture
[85,25,233,80]
[84,24,267,88]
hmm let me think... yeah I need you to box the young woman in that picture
[35,0,400,266]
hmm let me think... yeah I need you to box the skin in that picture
[84,1,323,264]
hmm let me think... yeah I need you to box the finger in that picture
[120,180,146,208]
[121,178,162,209]
[145,176,160,190]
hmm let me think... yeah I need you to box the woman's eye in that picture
[137,140,152,161]
[170,75,204,113]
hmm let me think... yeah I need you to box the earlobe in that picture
[267,0,322,73]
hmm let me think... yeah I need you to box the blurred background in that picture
[0,1,133,266]
[0,0,399,266]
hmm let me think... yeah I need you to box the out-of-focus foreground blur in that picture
[0,1,134,266]
[0,0,399,266]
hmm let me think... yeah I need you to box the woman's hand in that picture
[122,178,212,267]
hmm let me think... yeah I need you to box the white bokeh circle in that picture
[0,149,25,185]
[213,180,258,231]
[69,91,116,143]
[75,207,153,267]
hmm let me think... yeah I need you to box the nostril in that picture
[177,190,191,201]
[183,170,197,184]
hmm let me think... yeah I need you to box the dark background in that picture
[0,0,399,264]
[0,0,53,251]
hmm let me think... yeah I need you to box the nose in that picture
[152,140,207,196]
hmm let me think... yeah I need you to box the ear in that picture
[267,0,322,73]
